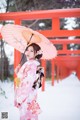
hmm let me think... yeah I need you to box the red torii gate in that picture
[0,8,80,91]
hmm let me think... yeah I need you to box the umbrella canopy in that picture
[1,24,57,60]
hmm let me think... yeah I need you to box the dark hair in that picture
[26,43,42,59]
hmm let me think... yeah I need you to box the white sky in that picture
[64,17,78,30]
[0,0,6,13]
[4,43,14,65]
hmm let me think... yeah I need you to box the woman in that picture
[14,43,44,120]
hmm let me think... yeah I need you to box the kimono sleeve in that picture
[16,63,37,104]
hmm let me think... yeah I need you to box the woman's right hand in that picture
[14,64,21,74]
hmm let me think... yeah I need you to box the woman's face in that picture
[25,46,36,60]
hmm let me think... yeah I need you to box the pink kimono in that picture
[15,60,42,120]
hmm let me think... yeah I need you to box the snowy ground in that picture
[0,74,80,120]
[38,74,80,120]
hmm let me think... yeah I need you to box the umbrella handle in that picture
[19,33,34,65]
[19,54,25,65]
[19,48,26,65]
[27,33,34,45]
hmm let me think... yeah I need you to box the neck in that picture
[27,58,35,61]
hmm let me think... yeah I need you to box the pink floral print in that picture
[15,60,41,120]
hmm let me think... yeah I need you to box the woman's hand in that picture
[14,64,21,74]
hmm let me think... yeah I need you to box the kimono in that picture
[14,60,42,120]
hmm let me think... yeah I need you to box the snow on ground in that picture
[0,74,80,120]
[0,80,20,120]
[38,74,80,120]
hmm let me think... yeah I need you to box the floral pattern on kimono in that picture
[14,60,42,120]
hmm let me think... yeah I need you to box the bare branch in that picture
[28,19,39,28]
[14,0,19,11]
